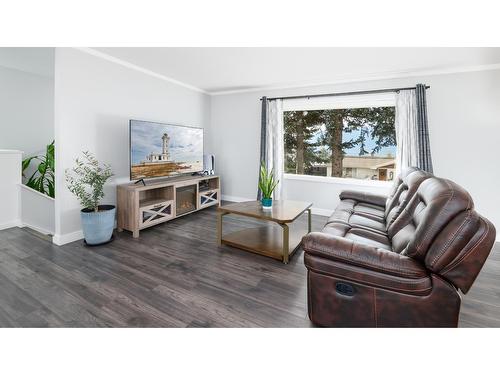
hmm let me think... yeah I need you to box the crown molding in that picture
[73,47,210,95]
[68,49,500,97]
[210,63,500,96]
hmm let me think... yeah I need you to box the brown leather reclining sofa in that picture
[303,167,496,327]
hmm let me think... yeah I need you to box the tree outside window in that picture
[284,107,396,181]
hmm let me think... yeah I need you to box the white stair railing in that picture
[20,184,55,235]
[0,150,55,236]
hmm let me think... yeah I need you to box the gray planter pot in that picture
[80,205,116,245]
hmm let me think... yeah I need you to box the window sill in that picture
[283,173,392,188]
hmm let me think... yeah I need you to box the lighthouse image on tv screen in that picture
[130,120,203,180]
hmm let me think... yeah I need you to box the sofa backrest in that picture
[390,178,473,253]
[389,177,496,293]
[384,169,432,230]
[384,167,420,213]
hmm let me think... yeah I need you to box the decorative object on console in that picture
[65,151,115,245]
[203,154,215,175]
[258,162,279,210]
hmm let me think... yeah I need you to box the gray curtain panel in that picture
[415,84,433,173]
[257,96,268,200]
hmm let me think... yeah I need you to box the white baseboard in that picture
[221,194,253,202]
[52,219,119,246]
[0,219,22,231]
[47,202,500,244]
[310,207,333,217]
[19,222,54,236]
[52,230,84,246]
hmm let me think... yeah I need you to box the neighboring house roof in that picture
[372,159,396,169]
[313,155,395,169]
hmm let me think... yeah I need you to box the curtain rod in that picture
[261,85,430,101]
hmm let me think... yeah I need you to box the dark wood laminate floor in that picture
[0,204,498,327]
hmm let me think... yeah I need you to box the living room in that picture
[1,1,499,374]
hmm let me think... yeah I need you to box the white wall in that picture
[284,176,391,217]
[210,69,500,232]
[20,184,55,235]
[54,48,211,245]
[0,151,22,230]
[0,63,54,155]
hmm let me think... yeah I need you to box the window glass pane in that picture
[283,107,396,181]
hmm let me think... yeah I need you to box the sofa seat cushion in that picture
[303,232,429,279]
[344,230,392,251]
[327,200,385,225]
[339,190,387,207]
[322,223,392,251]
[326,202,388,235]
[353,203,386,220]
[348,214,387,234]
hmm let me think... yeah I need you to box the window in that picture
[283,94,397,182]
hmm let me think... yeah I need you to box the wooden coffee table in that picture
[217,200,312,264]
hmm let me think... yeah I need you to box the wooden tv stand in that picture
[117,174,220,238]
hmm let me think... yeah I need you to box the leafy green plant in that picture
[65,151,113,212]
[22,141,55,198]
[258,162,279,199]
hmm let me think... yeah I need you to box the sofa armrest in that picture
[302,232,428,279]
[339,190,387,207]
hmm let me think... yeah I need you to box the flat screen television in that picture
[129,120,203,181]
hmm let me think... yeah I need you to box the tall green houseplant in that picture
[258,162,279,209]
[22,140,55,198]
[65,151,113,212]
[66,151,115,245]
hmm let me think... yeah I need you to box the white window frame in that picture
[282,92,397,187]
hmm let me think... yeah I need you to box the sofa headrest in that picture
[387,176,497,293]
[386,166,422,201]
[385,169,432,225]
[390,177,473,257]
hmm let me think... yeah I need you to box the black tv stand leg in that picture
[134,178,146,186]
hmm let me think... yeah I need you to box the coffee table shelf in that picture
[217,200,312,264]
[220,226,306,261]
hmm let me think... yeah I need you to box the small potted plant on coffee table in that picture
[66,151,115,245]
[259,162,279,210]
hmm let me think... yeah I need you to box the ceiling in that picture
[0,47,54,77]
[95,47,500,94]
